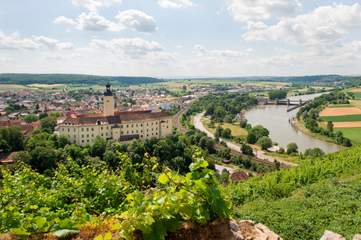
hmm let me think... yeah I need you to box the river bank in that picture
[290,117,343,146]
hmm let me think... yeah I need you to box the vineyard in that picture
[225,145,361,239]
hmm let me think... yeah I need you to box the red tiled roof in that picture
[62,111,171,125]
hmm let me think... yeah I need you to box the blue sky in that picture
[1,0,361,77]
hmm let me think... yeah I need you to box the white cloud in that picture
[55,10,157,33]
[90,37,163,58]
[115,10,157,33]
[243,3,361,46]
[158,0,194,9]
[71,0,122,11]
[54,12,120,31]
[227,0,301,23]
[194,44,252,58]
[0,32,73,50]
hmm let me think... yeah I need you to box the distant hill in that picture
[0,74,163,86]
[177,75,358,84]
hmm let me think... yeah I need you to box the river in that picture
[245,93,341,153]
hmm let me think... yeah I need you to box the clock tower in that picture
[103,83,114,116]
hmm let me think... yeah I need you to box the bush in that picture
[257,136,272,150]
[286,143,298,155]
[304,148,325,158]
[241,144,254,156]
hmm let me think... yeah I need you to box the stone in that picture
[320,230,345,240]
[353,234,361,240]
[52,229,80,239]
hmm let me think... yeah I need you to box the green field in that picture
[336,128,361,144]
[352,92,361,99]
[320,114,361,122]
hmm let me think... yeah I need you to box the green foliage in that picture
[304,148,325,158]
[225,145,361,206]
[117,152,230,239]
[0,126,24,152]
[239,119,248,128]
[40,116,58,133]
[23,114,39,123]
[268,90,288,100]
[257,136,272,150]
[186,93,257,122]
[234,174,361,240]
[0,159,128,235]
[286,142,298,155]
[241,144,253,156]
[0,73,162,86]
[246,125,269,144]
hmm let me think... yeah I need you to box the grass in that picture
[320,115,361,122]
[201,117,248,137]
[0,84,29,91]
[350,100,361,109]
[352,92,361,99]
[265,152,300,163]
[336,128,361,144]
[233,173,361,240]
[328,104,352,108]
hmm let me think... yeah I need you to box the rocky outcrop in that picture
[167,219,282,240]
[354,235,361,240]
[320,231,361,240]
[320,231,345,240]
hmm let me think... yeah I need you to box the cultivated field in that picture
[333,122,361,128]
[320,102,361,144]
[320,115,361,122]
[320,107,361,116]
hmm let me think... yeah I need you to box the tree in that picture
[215,126,222,139]
[257,136,272,150]
[90,137,107,158]
[224,114,234,123]
[246,132,257,144]
[241,144,254,156]
[240,119,248,128]
[217,148,231,160]
[327,121,334,132]
[57,135,70,148]
[23,114,38,123]
[304,148,325,158]
[222,128,232,139]
[268,90,288,100]
[0,126,24,152]
[104,150,121,169]
[30,146,58,173]
[250,125,269,138]
[40,116,58,133]
[287,143,298,155]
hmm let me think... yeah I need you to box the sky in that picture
[1,0,361,77]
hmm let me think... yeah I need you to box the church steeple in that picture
[103,84,115,116]
[104,83,113,96]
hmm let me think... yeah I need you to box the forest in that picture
[0,74,162,86]
[186,93,257,122]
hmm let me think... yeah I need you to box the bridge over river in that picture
[257,97,311,112]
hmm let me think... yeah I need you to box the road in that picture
[193,113,297,168]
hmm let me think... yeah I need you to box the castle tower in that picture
[103,83,115,116]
